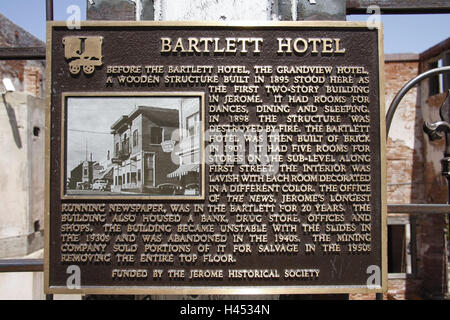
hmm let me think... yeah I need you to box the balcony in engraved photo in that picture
[167,99,202,196]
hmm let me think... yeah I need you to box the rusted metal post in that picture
[46,0,54,21]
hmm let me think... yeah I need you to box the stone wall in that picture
[86,0,347,21]
[385,56,425,206]
[0,92,45,258]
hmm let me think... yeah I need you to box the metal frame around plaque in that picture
[45,21,387,295]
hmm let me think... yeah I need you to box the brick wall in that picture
[418,90,449,298]
[0,13,45,98]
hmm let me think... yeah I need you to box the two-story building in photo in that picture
[67,159,104,190]
[109,98,202,196]
[110,105,179,194]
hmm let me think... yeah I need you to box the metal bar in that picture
[0,47,46,60]
[0,259,44,272]
[87,0,136,21]
[46,0,54,21]
[388,204,450,214]
[346,0,450,14]
[386,67,450,136]
[0,207,445,274]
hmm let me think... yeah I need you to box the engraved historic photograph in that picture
[64,95,202,197]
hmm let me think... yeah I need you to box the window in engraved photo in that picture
[65,95,202,197]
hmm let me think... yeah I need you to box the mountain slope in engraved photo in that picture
[64,95,202,197]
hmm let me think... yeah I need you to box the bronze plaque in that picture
[45,21,387,294]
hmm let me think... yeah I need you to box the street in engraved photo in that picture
[65,96,202,197]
